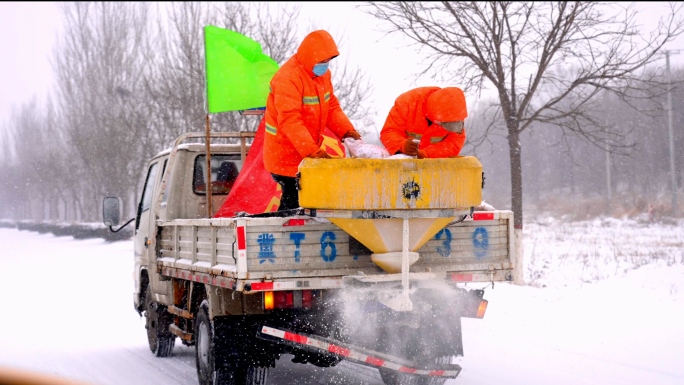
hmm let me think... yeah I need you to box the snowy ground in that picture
[0,216,682,385]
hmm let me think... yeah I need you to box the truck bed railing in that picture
[156,211,515,285]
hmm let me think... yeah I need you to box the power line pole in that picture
[665,50,679,212]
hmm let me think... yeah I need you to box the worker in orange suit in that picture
[380,87,467,159]
[263,30,361,211]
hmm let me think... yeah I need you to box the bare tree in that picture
[144,2,214,145]
[468,65,684,219]
[0,112,26,219]
[4,99,49,220]
[53,2,153,221]
[144,2,301,147]
[363,1,684,283]
[146,2,376,148]
[330,53,377,136]
[300,18,377,136]
[0,2,374,224]
[224,2,376,134]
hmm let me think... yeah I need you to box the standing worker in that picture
[380,87,467,159]
[264,30,361,211]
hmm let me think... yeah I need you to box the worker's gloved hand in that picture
[343,131,362,140]
[401,139,419,156]
[417,150,427,159]
[308,148,332,159]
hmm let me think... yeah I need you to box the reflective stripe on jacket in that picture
[263,30,355,177]
[380,87,466,158]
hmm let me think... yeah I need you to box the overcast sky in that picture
[0,2,61,128]
[1,2,684,136]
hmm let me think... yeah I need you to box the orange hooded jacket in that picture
[263,30,356,177]
[380,87,467,158]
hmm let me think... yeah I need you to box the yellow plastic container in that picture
[298,157,483,210]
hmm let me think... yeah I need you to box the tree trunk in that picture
[75,198,84,223]
[132,190,138,219]
[40,193,46,221]
[508,128,524,229]
[508,127,524,285]
[513,228,524,285]
[51,195,59,221]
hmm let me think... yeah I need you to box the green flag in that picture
[204,25,279,113]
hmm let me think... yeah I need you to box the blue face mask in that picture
[313,62,329,77]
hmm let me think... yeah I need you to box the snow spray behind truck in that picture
[104,127,517,385]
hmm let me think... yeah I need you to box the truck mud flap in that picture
[258,325,461,379]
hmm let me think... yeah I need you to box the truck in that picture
[103,130,517,385]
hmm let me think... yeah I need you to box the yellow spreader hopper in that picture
[298,157,483,311]
[299,157,483,211]
[299,157,482,267]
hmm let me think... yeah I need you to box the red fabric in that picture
[380,87,466,159]
[213,117,345,218]
[263,30,356,177]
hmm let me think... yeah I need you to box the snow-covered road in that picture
[0,229,383,384]
[0,224,682,385]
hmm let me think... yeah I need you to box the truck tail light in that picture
[302,290,313,308]
[264,291,275,310]
[264,290,314,310]
[475,300,488,318]
[461,289,487,319]
[274,291,294,308]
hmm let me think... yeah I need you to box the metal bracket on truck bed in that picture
[258,325,461,379]
[311,208,470,219]
[343,272,437,283]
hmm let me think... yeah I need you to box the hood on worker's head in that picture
[425,87,468,122]
[295,30,340,76]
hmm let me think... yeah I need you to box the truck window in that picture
[161,159,169,204]
[135,162,159,231]
[193,155,242,195]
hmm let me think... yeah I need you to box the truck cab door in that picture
[133,160,164,306]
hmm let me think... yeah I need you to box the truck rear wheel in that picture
[195,301,268,385]
[144,285,175,357]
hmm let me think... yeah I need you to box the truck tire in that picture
[144,285,175,357]
[195,301,268,385]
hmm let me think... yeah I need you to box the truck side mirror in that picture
[103,197,121,226]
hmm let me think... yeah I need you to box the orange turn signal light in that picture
[476,300,488,318]
[264,291,274,310]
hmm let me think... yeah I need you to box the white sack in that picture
[343,138,390,159]
[385,154,415,160]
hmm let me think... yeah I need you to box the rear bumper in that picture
[259,325,462,379]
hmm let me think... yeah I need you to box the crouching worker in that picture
[380,86,467,159]
[263,30,361,211]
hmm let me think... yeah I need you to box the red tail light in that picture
[302,290,313,308]
[274,291,294,308]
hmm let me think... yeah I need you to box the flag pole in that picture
[203,26,213,218]
[205,114,213,218]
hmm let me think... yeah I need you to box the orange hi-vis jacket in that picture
[263,30,356,177]
[380,87,466,158]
